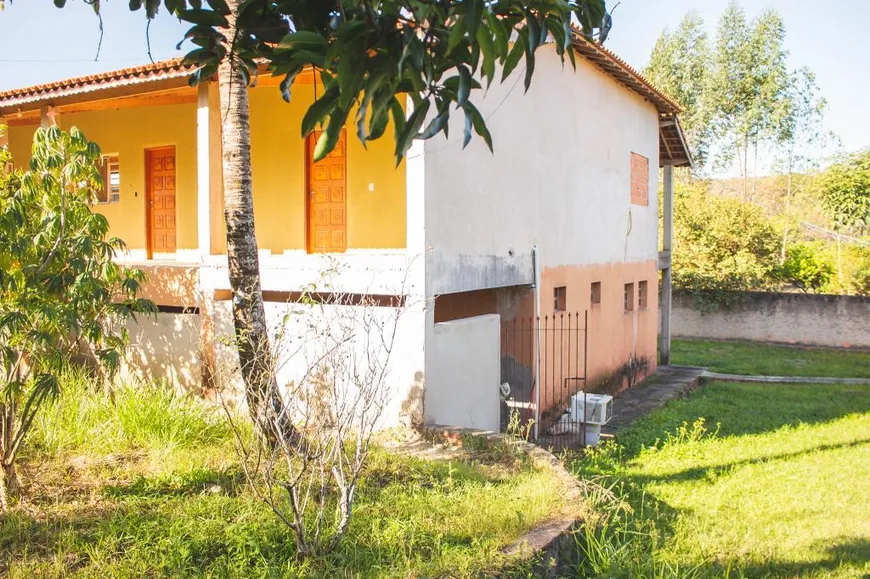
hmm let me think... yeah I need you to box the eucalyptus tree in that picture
[708,2,791,198]
[774,67,828,263]
[645,11,711,168]
[51,0,609,442]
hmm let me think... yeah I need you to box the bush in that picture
[672,181,781,308]
[781,242,833,292]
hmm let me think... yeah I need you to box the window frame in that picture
[630,152,649,206]
[98,154,121,205]
[553,286,567,312]
[590,281,602,306]
[624,282,635,312]
[638,280,649,309]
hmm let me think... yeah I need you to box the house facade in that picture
[0,33,691,432]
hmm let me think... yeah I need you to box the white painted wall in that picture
[119,313,202,390]
[423,46,661,293]
[425,314,501,431]
[212,298,426,428]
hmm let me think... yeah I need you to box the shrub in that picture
[781,242,833,292]
[672,182,781,308]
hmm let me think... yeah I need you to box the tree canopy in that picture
[72,0,609,163]
[818,150,870,235]
[645,1,813,187]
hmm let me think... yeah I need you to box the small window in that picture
[590,282,602,305]
[630,152,649,206]
[554,286,567,312]
[638,280,649,309]
[98,155,120,204]
[624,283,635,312]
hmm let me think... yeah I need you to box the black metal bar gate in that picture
[499,311,590,451]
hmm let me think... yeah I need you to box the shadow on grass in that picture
[570,380,870,578]
[103,466,246,499]
[0,458,530,578]
[727,536,870,578]
[617,381,870,458]
[622,436,870,488]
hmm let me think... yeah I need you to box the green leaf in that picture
[205,0,229,15]
[487,11,509,56]
[181,47,214,67]
[279,67,302,103]
[476,23,496,85]
[502,40,524,82]
[337,56,356,111]
[522,34,535,92]
[466,102,493,153]
[420,110,449,141]
[177,8,227,28]
[145,0,161,18]
[396,100,430,161]
[276,30,329,50]
[301,86,339,138]
[457,66,472,107]
[447,15,466,54]
[466,0,484,39]
[313,108,350,162]
[462,107,473,149]
[525,11,542,49]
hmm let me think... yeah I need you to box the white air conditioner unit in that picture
[569,393,613,426]
[548,393,614,446]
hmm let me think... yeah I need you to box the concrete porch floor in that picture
[602,365,705,437]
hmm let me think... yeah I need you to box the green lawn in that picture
[0,375,571,578]
[573,381,870,578]
[671,338,870,378]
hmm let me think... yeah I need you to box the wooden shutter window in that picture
[630,152,649,206]
[99,155,120,204]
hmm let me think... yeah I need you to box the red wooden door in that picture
[146,147,177,257]
[307,130,347,253]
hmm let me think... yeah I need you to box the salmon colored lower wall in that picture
[540,260,659,408]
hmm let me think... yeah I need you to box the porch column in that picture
[40,106,57,129]
[195,81,223,392]
[660,164,674,365]
[197,82,224,255]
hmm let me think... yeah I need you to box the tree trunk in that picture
[781,164,793,265]
[0,460,20,512]
[218,1,298,444]
[836,236,843,289]
[741,135,749,201]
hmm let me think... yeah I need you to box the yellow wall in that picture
[248,84,406,253]
[6,104,199,253]
[6,86,406,257]
[7,125,37,171]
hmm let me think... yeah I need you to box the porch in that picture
[0,63,410,306]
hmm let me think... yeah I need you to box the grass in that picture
[671,338,870,378]
[572,380,870,578]
[1,372,572,578]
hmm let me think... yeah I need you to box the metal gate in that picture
[500,311,589,450]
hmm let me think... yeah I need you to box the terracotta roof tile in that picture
[0,58,193,110]
[569,29,682,115]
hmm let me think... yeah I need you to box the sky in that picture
[1,1,868,156]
